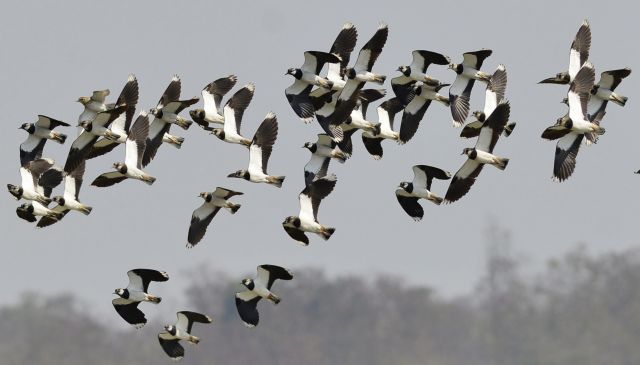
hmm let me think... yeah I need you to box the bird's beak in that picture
[538,76,562,84]
[396,66,402,71]
[227,173,235,178]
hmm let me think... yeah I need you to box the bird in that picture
[77,89,110,124]
[540,63,605,143]
[340,88,386,136]
[444,101,511,203]
[448,49,493,127]
[158,311,212,361]
[235,265,293,327]
[588,68,631,117]
[303,134,347,186]
[539,20,591,85]
[142,75,182,167]
[392,50,450,105]
[190,75,238,130]
[8,158,63,205]
[19,115,70,167]
[325,22,359,92]
[211,83,255,146]
[227,112,285,187]
[396,165,452,221]
[36,161,91,228]
[282,174,337,245]
[86,74,140,159]
[64,106,127,174]
[460,64,516,139]
[91,111,156,187]
[285,51,342,123]
[149,96,198,131]
[112,269,169,328]
[398,82,450,144]
[331,23,389,125]
[552,110,605,182]
[187,187,243,248]
[313,90,352,142]
[361,98,405,160]
[13,161,64,224]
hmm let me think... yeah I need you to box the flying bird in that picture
[113,269,169,328]
[303,134,348,186]
[13,161,64,224]
[86,74,140,159]
[211,83,256,146]
[460,64,516,139]
[235,265,293,327]
[588,68,631,117]
[392,50,450,105]
[444,101,511,203]
[64,106,127,174]
[142,75,182,167]
[36,161,92,228]
[325,22,359,92]
[448,49,493,127]
[539,20,591,85]
[540,63,605,143]
[282,174,337,245]
[227,112,285,187]
[332,23,389,125]
[187,187,243,248]
[396,165,451,221]
[91,111,156,187]
[190,75,238,130]
[158,311,212,361]
[399,82,450,144]
[285,51,342,122]
[77,89,110,124]
[8,158,63,205]
[361,98,405,159]
[19,115,70,166]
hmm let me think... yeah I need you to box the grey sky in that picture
[1,0,638,319]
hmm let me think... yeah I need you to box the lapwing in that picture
[235,265,293,327]
[113,269,169,328]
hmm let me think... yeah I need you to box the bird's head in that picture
[473,111,486,122]
[285,68,301,78]
[448,63,461,73]
[397,65,410,76]
[52,196,64,205]
[282,216,300,228]
[345,67,356,79]
[462,147,475,157]
[7,184,22,200]
[398,181,410,190]
[77,121,92,131]
[164,325,176,335]
[199,192,212,202]
[241,278,255,290]
[113,162,126,174]
[18,123,33,132]
[18,203,33,214]
[113,288,126,297]
[190,109,204,120]
[77,96,91,105]
[211,128,224,139]
[302,142,315,151]
[227,170,248,179]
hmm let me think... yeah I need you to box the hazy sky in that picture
[1,1,638,319]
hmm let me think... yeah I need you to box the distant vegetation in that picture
[2,242,640,365]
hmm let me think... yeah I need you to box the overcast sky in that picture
[1,0,638,319]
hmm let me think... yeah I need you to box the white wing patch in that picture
[248,144,264,175]
[298,191,315,223]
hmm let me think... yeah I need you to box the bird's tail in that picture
[318,78,333,89]
[428,194,444,205]
[165,135,184,149]
[175,118,192,130]
[79,204,93,215]
[143,175,156,185]
[188,335,200,345]
[437,94,450,107]
[46,210,63,221]
[503,122,517,137]
[228,203,241,214]
[147,295,162,304]
[476,71,491,83]
[269,176,285,188]
[36,195,52,206]
[320,226,336,240]
[494,157,509,170]
[52,132,67,144]
[372,74,386,84]
[104,130,122,141]
[610,92,628,107]
[333,150,348,163]
[268,293,281,304]
[592,124,606,135]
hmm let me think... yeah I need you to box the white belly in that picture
[475,150,500,164]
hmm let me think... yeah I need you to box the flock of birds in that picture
[7,20,632,360]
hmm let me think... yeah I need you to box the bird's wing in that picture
[223,84,255,135]
[249,113,278,174]
[444,159,484,203]
[568,20,591,80]
[188,204,220,247]
[256,265,293,290]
